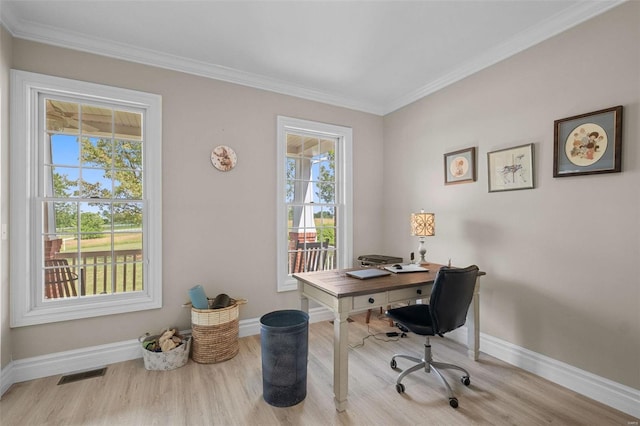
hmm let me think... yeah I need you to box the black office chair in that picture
[386,265,479,408]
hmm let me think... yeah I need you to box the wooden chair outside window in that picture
[44,259,79,299]
[292,239,332,273]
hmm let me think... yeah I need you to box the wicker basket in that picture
[191,298,246,364]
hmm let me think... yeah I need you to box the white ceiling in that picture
[0,1,624,115]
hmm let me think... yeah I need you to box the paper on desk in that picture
[384,264,429,273]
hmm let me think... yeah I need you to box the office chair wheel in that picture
[461,376,470,386]
[395,383,405,393]
[390,359,397,369]
[449,397,459,408]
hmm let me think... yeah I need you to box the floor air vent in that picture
[57,367,107,385]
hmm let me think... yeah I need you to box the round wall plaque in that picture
[211,145,237,171]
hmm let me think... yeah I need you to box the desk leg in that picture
[300,292,309,314]
[333,308,349,412]
[467,277,480,360]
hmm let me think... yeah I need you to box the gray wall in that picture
[1,1,638,393]
[3,36,385,359]
[382,1,639,389]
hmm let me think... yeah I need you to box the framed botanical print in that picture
[487,143,534,192]
[444,147,476,185]
[553,106,622,177]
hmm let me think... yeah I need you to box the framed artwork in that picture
[553,106,622,177]
[444,147,476,185]
[487,143,534,192]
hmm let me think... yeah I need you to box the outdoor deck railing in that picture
[288,245,335,274]
[54,249,143,296]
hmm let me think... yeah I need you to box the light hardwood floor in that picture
[0,312,636,426]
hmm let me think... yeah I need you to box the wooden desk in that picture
[293,263,484,412]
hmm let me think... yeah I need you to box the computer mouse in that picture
[393,264,403,270]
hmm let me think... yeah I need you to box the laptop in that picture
[345,269,392,280]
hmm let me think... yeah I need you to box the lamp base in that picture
[417,237,427,265]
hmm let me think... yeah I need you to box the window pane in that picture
[320,138,336,154]
[46,99,79,134]
[285,134,339,273]
[53,201,77,231]
[114,233,143,294]
[40,201,77,234]
[286,133,303,156]
[82,137,113,169]
[114,170,142,199]
[81,168,112,198]
[79,202,107,240]
[314,182,335,204]
[114,110,142,141]
[87,202,112,229]
[285,158,296,203]
[287,205,295,227]
[113,202,143,231]
[293,179,307,203]
[42,236,58,259]
[50,135,79,165]
[42,103,145,301]
[78,233,110,255]
[57,235,78,258]
[285,180,295,203]
[115,140,142,170]
[290,204,313,230]
[43,261,80,300]
[47,167,79,197]
[116,262,144,293]
[316,158,334,174]
[82,104,113,138]
[303,137,321,158]
[114,232,142,253]
[82,261,112,295]
[317,226,336,247]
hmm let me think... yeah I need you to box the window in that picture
[277,116,352,292]
[10,70,162,326]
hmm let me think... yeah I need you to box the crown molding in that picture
[0,9,385,115]
[1,1,626,117]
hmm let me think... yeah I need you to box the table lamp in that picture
[410,210,435,264]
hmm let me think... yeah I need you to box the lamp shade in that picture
[410,212,435,237]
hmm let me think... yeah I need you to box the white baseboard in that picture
[0,307,332,397]
[447,327,640,419]
[0,361,14,396]
[2,309,638,419]
[238,307,334,337]
[3,337,142,388]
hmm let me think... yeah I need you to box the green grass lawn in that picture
[61,233,141,252]
[59,234,143,295]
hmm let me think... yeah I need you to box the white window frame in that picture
[10,70,162,327]
[276,116,353,292]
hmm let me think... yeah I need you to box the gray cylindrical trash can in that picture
[260,310,309,407]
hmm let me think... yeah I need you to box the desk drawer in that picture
[352,292,388,310]
[389,285,431,303]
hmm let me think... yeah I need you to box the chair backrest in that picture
[293,240,329,273]
[429,265,479,336]
[44,258,78,299]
